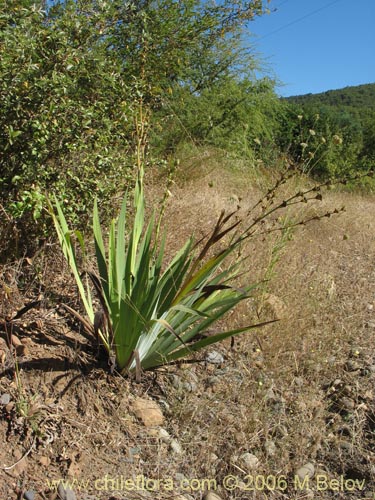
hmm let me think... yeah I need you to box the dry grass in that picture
[1,158,375,500]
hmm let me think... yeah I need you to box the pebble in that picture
[57,484,77,500]
[240,452,260,469]
[206,351,224,365]
[345,360,361,372]
[340,397,355,411]
[264,440,277,456]
[159,428,172,443]
[131,397,164,427]
[206,376,220,387]
[0,393,11,405]
[295,463,315,480]
[23,492,35,500]
[203,493,223,500]
[170,439,183,454]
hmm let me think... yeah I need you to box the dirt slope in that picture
[1,166,375,500]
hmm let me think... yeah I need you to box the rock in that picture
[345,360,361,372]
[264,440,277,456]
[203,493,223,500]
[340,397,355,411]
[206,351,224,365]
[131,398,164,427]
[170,371,198,392]
[295,463,315,481]
[240,452,259,469]
[170,439,183,454]
[57,484,77,500]
[170,374,183,389]
[23,492,35,500]
[206,376,220,387]
[0,393,11,405]
[261,294,287,320]
[39,456,51,466]
[338,441,353,451]
[294,377,304,387]
[158,428,172,443]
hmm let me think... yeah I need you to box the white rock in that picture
[295,463,315,481]
[203,493,223,500]
[170,439,183,454]
[206,351,224,364]
[240,452,259,469]
[158,428,172,443]
[264,440,277,456]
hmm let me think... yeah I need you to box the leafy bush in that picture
[0,2,134,249]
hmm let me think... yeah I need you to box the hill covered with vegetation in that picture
[283,83,375,178]
[287,82,375,110]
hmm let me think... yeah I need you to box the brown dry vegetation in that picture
[1,158,375,500]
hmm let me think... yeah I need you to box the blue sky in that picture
[250,0,375,96]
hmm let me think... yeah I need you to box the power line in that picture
[258,0,344,40]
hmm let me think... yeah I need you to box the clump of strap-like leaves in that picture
[51,154,350,378]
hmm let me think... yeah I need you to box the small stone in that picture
[345,360,361,372]
[158,428,172,443]
[39,456,51,466]
[23,491,35,500]
[132,398,164,427]
[182,381,197,392]
[206,376,220,387]
[0,393,11,405]
[261,293,287,320]
[170,439,183,454]
[340,397,355,411]
[338,441,353,451]
[240,452,259,469]
[294,377,304,387]
[57,484,77,500]
[203,493,223,500]
[295,463,315,481]
[206,351,224,365]
[170,374,182,389]
[264,440,276,456]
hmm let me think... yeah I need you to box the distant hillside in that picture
[285,83,375,111]
[281,83,375,178]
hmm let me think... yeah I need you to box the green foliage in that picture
[284,84,375,181]
[0,1,134,241]
[286,83,375,110]
[50,165,270,374]
[0,0,272,258]
[151,78,283,164]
